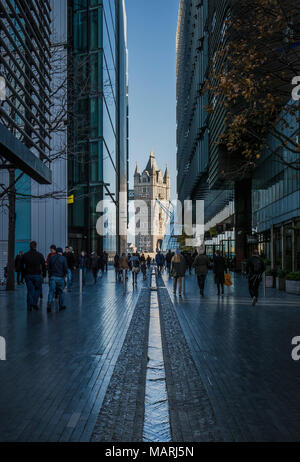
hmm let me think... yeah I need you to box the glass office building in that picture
[252,108,300,272]
[0,0,53,274]
[176,0,300,271]
[176,0,235,257]
[67,0,128,254]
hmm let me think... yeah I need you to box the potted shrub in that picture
[265,269,276,288]
[276,269,287,291]
[286,272,300,295]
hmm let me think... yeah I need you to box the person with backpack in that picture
[47,247,68,312]
[193,248,210,297]
[246,249,266,306]
[131,253,140,285]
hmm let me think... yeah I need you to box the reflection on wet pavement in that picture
[143,274,171,442]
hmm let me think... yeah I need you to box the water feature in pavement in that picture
[142,271,171,442]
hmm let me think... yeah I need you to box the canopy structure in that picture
[0,123,52,185]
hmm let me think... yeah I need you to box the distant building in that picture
[134,152,170,254]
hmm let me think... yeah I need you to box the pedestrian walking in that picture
[114,253,121,281]
[193,248,210,296]
[131,253,140,285]
[213,250,225,296]
[141,257,147,280]
[146,255,151,269]
[185,252,193,275]
[91,252,100,284]
[21,241,46,312]
[79,251,89,285]
[128,253,133,271]
[246,249,266,306]
[99,252,105,276]
[120,253,129,282]
[171,249,186,296]
[156,251,165,277]
[192,249,198,262]
[165,250,172,275]
[15,250,24,284]
[103,251,108,272]
[47,247,68,312]
[64,246,75,291]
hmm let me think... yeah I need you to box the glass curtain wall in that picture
[68,0,119,253]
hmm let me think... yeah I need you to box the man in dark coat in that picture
[193,249,210,296]
[165,250,173,274]
[213,250,226,296]
[47,247,68,312]
[90,252,100,284]
[21,241,46,311]
[246,249,266,306]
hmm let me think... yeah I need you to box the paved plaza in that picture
[0,268,300,442]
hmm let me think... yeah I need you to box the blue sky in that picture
[126,0,179,197]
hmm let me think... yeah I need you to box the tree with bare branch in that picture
[206,0,300,179]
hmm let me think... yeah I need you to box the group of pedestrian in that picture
[16,241,266,310]
[114,252,151,285]
[165,247,266,305]
[15,242,110,313]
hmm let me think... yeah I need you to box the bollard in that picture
[79,268,83,293]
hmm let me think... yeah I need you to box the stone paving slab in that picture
[91,277,151,442]
[162,270,300,442]
[156,274,224,442]
[0,270,143,442]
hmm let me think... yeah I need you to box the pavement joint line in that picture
[143,271,171,442]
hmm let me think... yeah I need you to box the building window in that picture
[212,11,217,32]
[74,11,88,51]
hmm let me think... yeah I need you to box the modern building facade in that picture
[67,0,128,255]
[0,0,58,277]
[176,0,300,272]
[176,0,234,254]
[134,152,170,254]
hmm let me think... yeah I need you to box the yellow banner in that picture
[67,194,74,204]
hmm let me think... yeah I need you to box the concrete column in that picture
[234,179,252,271]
